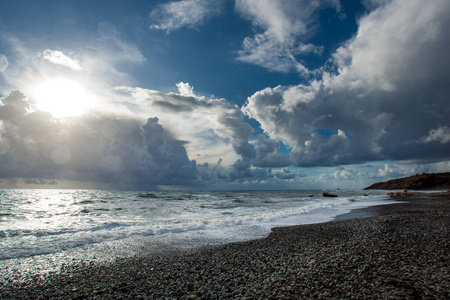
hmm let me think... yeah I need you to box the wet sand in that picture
[1,192,449,299]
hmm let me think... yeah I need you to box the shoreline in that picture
[1,192,449,298]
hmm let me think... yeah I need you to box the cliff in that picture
[364,172,450,190]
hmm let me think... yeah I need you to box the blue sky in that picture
[0,0,449,190]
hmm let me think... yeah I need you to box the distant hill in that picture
[364,172,450,190]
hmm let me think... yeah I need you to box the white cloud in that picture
[115,83,254,166]
[3,19,146,113]
[176,82,195,97]
[408,160,450,175]
[235,0,341,74]
[319,168,360,181]
[0,91,198,189]
[243,0,450,167]
[2,0,449,189]
[0,88,291,188]
[274,167,296,180]
[2,35,146,119]
[149,0,224,31]
[378,163,395,177]
[326,0,449,93]
[42,49,82,71]
[419,126,450,144]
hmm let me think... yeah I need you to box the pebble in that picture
[1,193,449,299]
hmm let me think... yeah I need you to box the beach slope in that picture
[1,192,449,299]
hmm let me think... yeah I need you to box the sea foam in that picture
[0,189,395,260]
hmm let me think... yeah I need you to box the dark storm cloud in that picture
[24,178,58,185]
[117,85,262,178]
[0,91,198,189]
[243,0,450,167]
[0,86,291,189]
[254,134,291,168]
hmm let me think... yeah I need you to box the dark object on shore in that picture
[138,193,158,198]
[323,191,338,197]
[364,172,450,190]
[387,191,409,197]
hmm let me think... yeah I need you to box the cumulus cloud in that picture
[0,89,293,188]
[115,82,299,182]
[3,86,445,190]
[41,49,82,71]
[0,91,199,189]
[254,134,291,167]
[243,0,450,167]
[274,167,297,180]
[115,83,256,167]
[318,168,359,181]
[149,0,224,31]
[408,161,450,175]
[176,82,195,97]
[235,0,342,74]
[419,126,450,144]
[377,163,399,178]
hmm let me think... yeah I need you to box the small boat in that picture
[323,191,338,197]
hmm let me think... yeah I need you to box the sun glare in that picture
[34,78,95,118]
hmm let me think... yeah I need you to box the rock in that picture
[364,172,450,190]
[323,192,338,197]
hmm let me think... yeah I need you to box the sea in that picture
[0,189,397,263]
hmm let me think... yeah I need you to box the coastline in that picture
[1,192,449,299]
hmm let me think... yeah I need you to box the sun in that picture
[34,78,95,118]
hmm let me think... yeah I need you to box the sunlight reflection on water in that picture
[0,189,395,261]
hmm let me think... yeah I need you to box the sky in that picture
[0,0,449,190]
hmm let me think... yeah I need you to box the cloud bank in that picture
[0,91,198,189]
[243,0,450,167]
[0,85,286,189]
[1,0,449,190]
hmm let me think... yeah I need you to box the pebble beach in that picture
[1,192,449,299]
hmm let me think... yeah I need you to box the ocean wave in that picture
[0,189,392,260]
[232,199,246,203]
[0,222,132,239]
[76,200,95,204]
[89,222,131,231]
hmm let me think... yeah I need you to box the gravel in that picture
[1,192,449,299]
